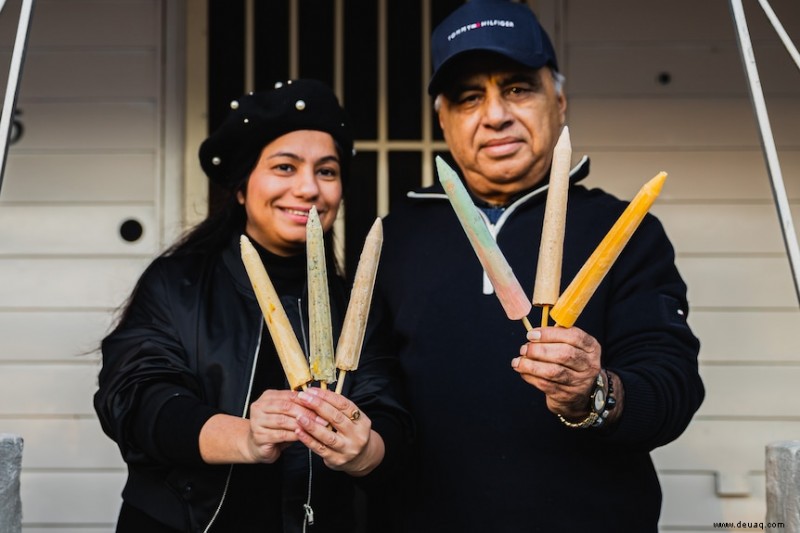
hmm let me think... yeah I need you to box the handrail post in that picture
[0,0,35,195]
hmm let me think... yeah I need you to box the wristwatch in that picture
[557,369,616,429]
[589,369,616,428]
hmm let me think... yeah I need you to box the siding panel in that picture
[652,204,787,255]
[579,150,800,202]
[0,0,158,48]
[569,98,800,149]
[568,44,800,97]
[0,49,158,99]
[2,153,156,203]
[654,420,800,475]
[0,206,158,255]
[3,419,121,469]
[565,0,800,42]
[659,473,766,530]
[696,365,800,418]
[679,257,796,308]
[0,311,110,361]
[690,310,800,362]
[0,365,100,416]
[0,258,149,309]
[20,471,125,525]
[10,102,157,150]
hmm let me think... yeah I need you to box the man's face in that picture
[436,56,567,205]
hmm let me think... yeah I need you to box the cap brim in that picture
[428,47,551,95]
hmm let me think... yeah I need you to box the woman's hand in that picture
[200,389,327,464]
[245,389,315,463]
[292,387,385,477]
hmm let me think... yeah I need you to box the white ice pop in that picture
[240,235,312,390]
[533,126,572,322]
[306,206,336,385]
[334,217,383,394]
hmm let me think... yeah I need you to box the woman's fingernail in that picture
[519,344,527,356]
[527,330,541,341]
[511,357,520,368]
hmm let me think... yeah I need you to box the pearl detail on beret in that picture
[199,79,353,188]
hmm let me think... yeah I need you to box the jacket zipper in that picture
[296,296,316,530]
[405,156,589,298]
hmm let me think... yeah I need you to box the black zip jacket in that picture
[94,233,412,532]
[368,157,704,532]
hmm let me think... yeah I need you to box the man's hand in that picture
[512,326,601,421]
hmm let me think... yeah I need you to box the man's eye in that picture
[507,86,532,97]
[457,93,481,105]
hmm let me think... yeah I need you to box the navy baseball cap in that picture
[429,0,559,95]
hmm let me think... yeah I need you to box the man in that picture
[368,0,704,531]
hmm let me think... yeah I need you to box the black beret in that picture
[199,79,354,189]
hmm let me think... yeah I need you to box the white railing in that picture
[729,0,800,306]
[0,0,34,195]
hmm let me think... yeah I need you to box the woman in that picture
[94,79,411,532]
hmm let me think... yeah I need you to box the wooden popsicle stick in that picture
[334,369,347,395]
[521,316,534,332]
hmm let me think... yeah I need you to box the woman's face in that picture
[238,129,343,256]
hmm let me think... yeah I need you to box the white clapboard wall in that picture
[559,0,800,531]
[0,0,181,531]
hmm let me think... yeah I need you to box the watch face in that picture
[593,389,606,411]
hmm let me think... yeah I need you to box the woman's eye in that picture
[318,167,340,180]
[274,163,295,173]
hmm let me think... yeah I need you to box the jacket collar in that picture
[407,155,590,208]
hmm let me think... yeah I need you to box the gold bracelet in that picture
[557,411,598,429]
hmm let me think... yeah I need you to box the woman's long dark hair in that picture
[165,184,248,258]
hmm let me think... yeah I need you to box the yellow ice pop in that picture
[437,156,532,321]
[334,217,383,395]
[306,206,336,386]
[533,126,572,321]
[550,172,667,328]
[240,235,312,390]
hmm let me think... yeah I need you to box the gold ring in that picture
[349,409,361,421]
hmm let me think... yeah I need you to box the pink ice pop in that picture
[437,156,532,321]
